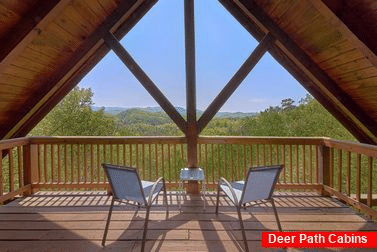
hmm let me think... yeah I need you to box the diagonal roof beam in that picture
[240,1,377,144]
[219,0,377,143]
[197,32,276,133]
[3,0,156,139]
[0,0,71,73]
[103,32,188,134]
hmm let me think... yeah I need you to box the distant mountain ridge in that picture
[92,106,255,118]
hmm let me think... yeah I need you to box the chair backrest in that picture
[102,163,146,205]
[240,165,283,204]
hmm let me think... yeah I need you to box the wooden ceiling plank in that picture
[103,31,188,134]
[0,0,72,73]
[197,32,276,133]
[235,0,377,144]
[3,0,158,139]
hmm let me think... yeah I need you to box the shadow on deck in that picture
[0,191,376,251]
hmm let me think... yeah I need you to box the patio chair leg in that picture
[271,198,282,232]
[102,197,115,246]
[237,207,249,252]
[163,183,169,215]
[141,207,150,252]
[215,184,221,215]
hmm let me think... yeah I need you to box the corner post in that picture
[185,0,199,194]
[23,143,38,195]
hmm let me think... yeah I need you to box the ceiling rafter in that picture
[3,0,157,139]
[0,0,71,73]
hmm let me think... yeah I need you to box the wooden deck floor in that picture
[1,191,377,252]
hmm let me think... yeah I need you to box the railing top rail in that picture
[198,136,325,145]
[28,136,187,145]
[0,137,29,150]
[323,138,377,158]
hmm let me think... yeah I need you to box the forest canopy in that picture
[30,87,355,141]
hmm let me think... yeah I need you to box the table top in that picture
[179,168,205,181]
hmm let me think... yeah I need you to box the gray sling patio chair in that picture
[102,163,168,252]
[215,165,283,252]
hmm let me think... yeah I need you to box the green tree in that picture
[30,87,116,136]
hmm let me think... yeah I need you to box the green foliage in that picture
[30,87,116,136]
[241,95,355,140]
[29,87,355,141]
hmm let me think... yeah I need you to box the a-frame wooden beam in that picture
[225,0,377,144]
[219,0,376,143]
[103,32,188,134]
[0,0,71,73]
[184,0,198,168]
[3,0,157,139]
[197,33,276,133]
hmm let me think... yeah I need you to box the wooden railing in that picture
[321,139,377,217]
[1,136,377,218]
[0,137,32,203]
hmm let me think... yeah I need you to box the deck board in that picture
[0,191,376,251]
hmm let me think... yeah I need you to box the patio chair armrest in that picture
[147,177,165,206]
[218,177,239,206]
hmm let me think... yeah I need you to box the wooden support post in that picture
[23,144,38,195]
[185,0,199,194]
[318,144,331,196]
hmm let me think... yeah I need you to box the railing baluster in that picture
[243,144,247,178]
[289,145,293,183]
[9,148,14,192]
[110,144,113,164]
[168,144,171,182]
[97,144,101,184]
[64,144,68,185]
[330,148,335,188]
[149,144,152,180]
[162,144,165,181]
[136,144,139,170]
[83,144,87,184]
[44,144,48,184]
[212,144,215,183]
[282,145,286,183]
[123,144,126,166]
[51,144,55,184]
[117,144,120,165]
[346,151,351,196]
[0,150,3,196]
[315,145,319,184]
[17,146,23,189]
[155,144,158,180]
[57,144,61,187]
[356,153,361,202]
[309,145,313,184]
[302,145,306,184]
[296,145,299,183]
[367,156,373,207]
[77,144,81,184]
[90,144,94,184]
[338,149,342,192]
[71,144,74,183]
[269,144,272,165]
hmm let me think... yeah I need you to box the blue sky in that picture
[79,0,308,112]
